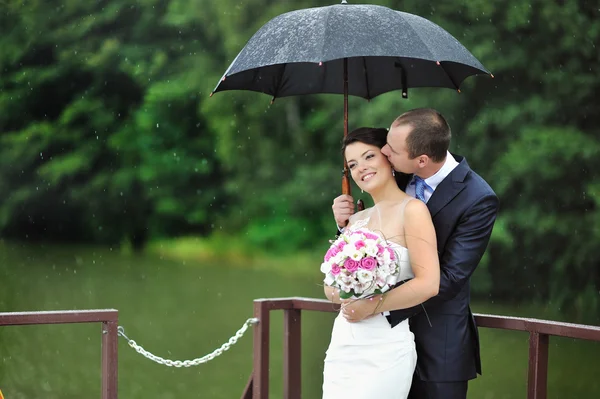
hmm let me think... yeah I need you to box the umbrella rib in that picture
[437,62,460,91]
[400,17,438,61]
[272,63,287,101]
[362,57,371,100]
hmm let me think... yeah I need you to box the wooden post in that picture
[253,301,271,399]
[527,332,549,399]
[101,320,119,399]
[283,309,302,399]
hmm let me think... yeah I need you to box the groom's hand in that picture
[340,296,381,323]
[332,194,355,228]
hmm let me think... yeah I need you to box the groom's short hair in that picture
[392,108,451,163]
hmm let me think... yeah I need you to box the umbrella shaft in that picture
[342,58,351,197]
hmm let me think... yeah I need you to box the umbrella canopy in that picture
[211,2,491,196]
[212,3,490,100]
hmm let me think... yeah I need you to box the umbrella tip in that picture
[341,0,348,4]
[209,92,214,97]
[402,91,408,99]
[270,97,276,105]
[319,61,323,66]
[436,61,441,66]
[490,73,495,78]
[457,89,461,93]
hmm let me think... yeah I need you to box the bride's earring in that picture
[392,169,395,177]
[361,189,364,193]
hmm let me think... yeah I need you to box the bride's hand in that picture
[340,295,382,322]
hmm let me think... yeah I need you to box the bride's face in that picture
[345,142,393,194]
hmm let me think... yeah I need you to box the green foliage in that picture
[1,0,599,317]
[0,1,226,247]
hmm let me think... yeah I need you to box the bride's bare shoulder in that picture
[403,198,432,224]
[377,197,427,221]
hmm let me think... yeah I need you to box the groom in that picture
[332,108,499,399]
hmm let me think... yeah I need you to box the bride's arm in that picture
[324,285,343,304]
[377,200,440,312]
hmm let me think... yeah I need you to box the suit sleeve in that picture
[390,192,499,319]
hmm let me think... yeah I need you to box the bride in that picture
[322,127,440,399]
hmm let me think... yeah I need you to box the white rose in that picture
[364,244,378,257]
[348,250,363,261]
[341,244,353,257]
[364,238,378,247]
[356,270,374,284]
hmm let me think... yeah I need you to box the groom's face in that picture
[381,124,419,175]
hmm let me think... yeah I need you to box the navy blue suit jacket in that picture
[387,154,499,382]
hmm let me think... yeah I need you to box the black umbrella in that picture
[211,1,492,195]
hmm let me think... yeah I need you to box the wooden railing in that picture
[0,309,119,399]
[241,297,600,399]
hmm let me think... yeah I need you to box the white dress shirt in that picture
[405,151,459,203]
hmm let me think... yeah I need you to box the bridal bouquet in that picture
[320,228,400,299]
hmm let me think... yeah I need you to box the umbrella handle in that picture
[342,170,351,195]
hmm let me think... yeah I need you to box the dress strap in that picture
[397,197,414,229]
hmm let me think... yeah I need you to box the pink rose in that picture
[386,247,396,261]
[324,248,333,262]
[377,244,385,255]
[344,258,360,273]
[330,264,341,275]
[360,257,377,271]
[337,241,346,251]
[364,232,379,240]
[354,240,366,250]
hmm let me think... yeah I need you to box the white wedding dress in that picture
[322,199,417,399]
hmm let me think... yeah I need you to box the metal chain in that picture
[117,317,259,367]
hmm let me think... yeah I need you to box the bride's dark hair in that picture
[341,127,388,153]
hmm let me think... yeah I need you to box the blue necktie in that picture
[414,176,426,202]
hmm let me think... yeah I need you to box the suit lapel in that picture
[426,156,470,218]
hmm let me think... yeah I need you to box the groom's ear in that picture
[417,154,430,167]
